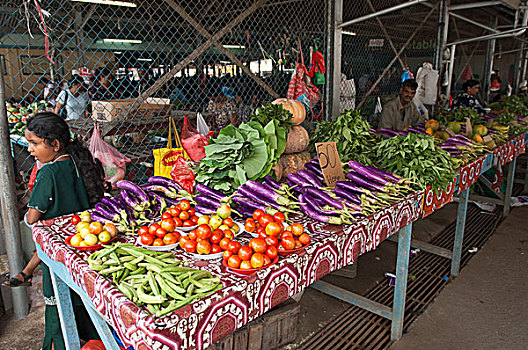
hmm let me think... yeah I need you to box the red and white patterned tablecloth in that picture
[32,192,423,350]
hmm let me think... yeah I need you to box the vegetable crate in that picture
[207,298,300,350]
[92,98,171,122]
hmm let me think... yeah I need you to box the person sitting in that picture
[54,75,90,120]
[378,79,423,131]
[89,68,119,100]
[205,86,239,130]
[452,79,485,114]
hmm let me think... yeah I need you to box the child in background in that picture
[12,112,106,350]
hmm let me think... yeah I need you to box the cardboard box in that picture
[92,98,171,122]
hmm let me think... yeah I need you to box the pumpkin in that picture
[279,151,312,179]
[284,125,310,154]
[272,98,306,125]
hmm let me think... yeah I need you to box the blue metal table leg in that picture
[451,188,469,277]
[81,296,122,350]
[49,272,81,350]
[390,223,412,341]
[503,158,516,217]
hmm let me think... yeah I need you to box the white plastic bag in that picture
[196,112,210,136]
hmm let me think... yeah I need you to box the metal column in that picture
[325,0,342,121]
[483,17,498,103]
[503,158,517,217]
[0,48,29,320]
[446,44,457,104]
[513,10,527,93]
[451,188,469,277]
[435,0,449,70]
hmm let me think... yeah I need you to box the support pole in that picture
[330,0,343,120]
[514,10,528,93]
[483,17,498,103]
[446,44,456,103]
[451,188,469,277]
[435,0,449,70]
[50,272,81,350]
[390,223,413,341]
[0,52,29,320]
[503,158,517,217]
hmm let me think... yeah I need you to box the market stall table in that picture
[33,192,423,350]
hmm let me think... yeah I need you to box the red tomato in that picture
[196,240,212,255]
[264,236,279,247]
[281,236,296,250]
[152,238,164,247]
[244,218,256,233]
[223,229,234,240]
[252,209,265,221]
[291,223,304,236]
[250,253,265,269]
[272,212,286,223]
[71,215,81,225]
[140,233,155,246]
[149,223,161,235]
[160,218,176,232]
[281,231,294,240]
[223,217,234,228]
[187,207,196,216]
[256,227,267,239]
[138,226,149,236]
[179,211,190,221]
[196,224,212,240]
[239,260,253,270]
[211,244,222,254]
[155,227,167,238]
[249,238,267,254]
[190,215,199,224]
[161,212,172,220]
[183,220,195,227]
[210,230,224,244]
[179,235,191,246]
[223,250,233,260]
[172,231,181,241]
[173,218,183,227]
[263,254,272,267]
[228,241,242,254]
[265,221,283,236]
[163,233,177,245]
[167,207,180,217]
[265,245,278,259]
[188,230,198,240]
[227,255,242,268]
[299,233,310,245]
[238,246,253,261]
[182,240,197,253]
[219,237,231,251]
[178,199,191,211]
[258,213,274,228]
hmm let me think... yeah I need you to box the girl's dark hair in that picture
[462,79,480,92]
[26,112,106,206]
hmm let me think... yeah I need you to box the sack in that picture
[170,156,195,194]
[181,115,209,162]
[153,117,190,178]
[89,124,130,189]
[287,39,320,108]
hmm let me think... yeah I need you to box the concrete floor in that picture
[0,204,526,350]
[389,206,528,350]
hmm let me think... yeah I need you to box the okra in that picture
[195,283,222,294]
[129,267,146,275]
[137,286,165,304]
[155,275,185,301]
[99,265,125,275]
[185,284,194,298]
[123,262,137,271]
[148,272,161,297]
[165,279,186,294]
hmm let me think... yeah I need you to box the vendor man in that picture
[378,79,424,131]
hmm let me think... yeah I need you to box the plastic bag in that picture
[170,156,195,194]
[89,124,130,189]
[196,112,210,136]
[181,115,209,162]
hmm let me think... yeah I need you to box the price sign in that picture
[315,142,345,187]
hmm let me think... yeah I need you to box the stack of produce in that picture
[93,177,193,234]
[88,243,221,317]
[69,212,118,247]
[6,100,52,136]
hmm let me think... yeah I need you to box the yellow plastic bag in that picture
[153,117,190,178]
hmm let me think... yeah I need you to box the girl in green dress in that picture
[23,112,107,350]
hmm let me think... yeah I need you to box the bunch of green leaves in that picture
[250,103,294,133]
[496,112,517,125]
[438,107,482,125]
[494,95,528,116]
[371,133,458,191]
[310,109,376,165]
[509,125,528,136]
[195,120,284,193]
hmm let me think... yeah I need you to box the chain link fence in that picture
[1,0,328,213]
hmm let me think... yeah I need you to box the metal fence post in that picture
[0,55,29,320]
[331,0,343,121]
[483,17,498,103]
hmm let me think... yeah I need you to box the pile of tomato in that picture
[244,209,311,251]
[138,200,198,247]
[179,222,237,255]
[222,236,277,270]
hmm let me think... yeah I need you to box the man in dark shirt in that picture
[378,79,424,131]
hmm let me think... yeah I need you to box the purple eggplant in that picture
[232,195,266,211]
[303,187,345,210]
[194,204,217,216]
[195,195,222,209]
[303,168,325,183]
[346,172,385,192]
[141,183,180,199]
[117,180,150,204]
[195,184,228,201]
[237,186,281,211]
[287,173,312,188]
[298,170,323,187]
[244,180,292,206]
[348,160,393,185]
[335,181,366,194]
[333,187,362,205]
[90,212,113,224]
[120,189,145,212]
[365,165,401,183]
[305,162,323,176]
[146,191,168,213]
[101,197,124,216]
[264,176,282,190]
[95,202,120,221]
[298,194,342,225]
[147,176,184,191]
[303,194,340,215]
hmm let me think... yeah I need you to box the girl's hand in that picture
[26,208,41,225]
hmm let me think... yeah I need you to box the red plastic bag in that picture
[287,39,320,108]
[89,124,131,189]
[181,115,209,162]
[170,156,195,194]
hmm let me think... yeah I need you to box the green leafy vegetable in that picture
[250,103,294,133]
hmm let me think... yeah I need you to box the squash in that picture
[272,98,306,125]
[284,125,310,154]
[279,151,312,179]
